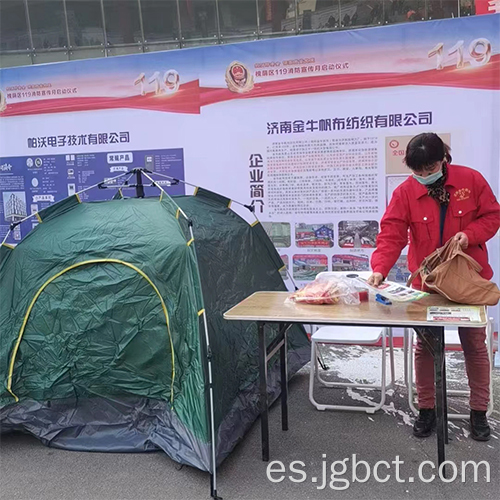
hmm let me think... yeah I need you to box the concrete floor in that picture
[1,347,499,500]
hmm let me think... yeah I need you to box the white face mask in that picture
[413,169,444,186]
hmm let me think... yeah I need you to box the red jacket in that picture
[371,165,500,288]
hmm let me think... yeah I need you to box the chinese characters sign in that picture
[27,132,131,149]
[267,112,432,134]
[249,153,264,214]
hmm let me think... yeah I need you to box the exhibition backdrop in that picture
[1,14,499,330]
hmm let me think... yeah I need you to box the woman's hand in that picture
[367,272,384,287]
[454,232,469,249]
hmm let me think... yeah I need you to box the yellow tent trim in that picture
[279,265,286,271]
[35,213,42,223]
[2,243,15,249]
[187,238,194,246]
[6,259,176,404]
[75,193,82,203]
[176,208,180,219]
[251,220,259,227]
[193,187,199,196]
[227,200,232,209]
[160,191,164,202]
[197,309,205,316]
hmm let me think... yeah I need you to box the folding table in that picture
[224,291,487,472]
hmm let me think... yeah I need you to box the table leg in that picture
[415,326,448,476]
[433,326,447,476]
[280,323,288,431]
[440,326,449,445]
[258,321,269,462]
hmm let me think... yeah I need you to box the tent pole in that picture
[143,171,219,493]
[185,221,220,499]
[201,308,220,499]
[140,171,190,220]
[1,230,12,246]
[150,171,250,211]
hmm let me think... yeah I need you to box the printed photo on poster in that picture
[262,222,291,247]
[338,221,378,248]
[295,223,334,248]
[332,254,370,272]
[293,254,328,280]
[3,191,27,222]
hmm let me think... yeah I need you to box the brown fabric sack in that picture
[407,238,500,306]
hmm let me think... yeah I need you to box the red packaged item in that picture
[288,275,361,305]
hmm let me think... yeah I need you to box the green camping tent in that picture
[0,178,310,496]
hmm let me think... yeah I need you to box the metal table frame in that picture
[256,320,449,471]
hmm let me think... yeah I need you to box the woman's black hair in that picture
[404,133,452,172]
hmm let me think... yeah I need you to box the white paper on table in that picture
[356,277,428,302]
[426,306,482,323]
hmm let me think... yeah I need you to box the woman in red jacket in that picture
[369,133,500,441]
